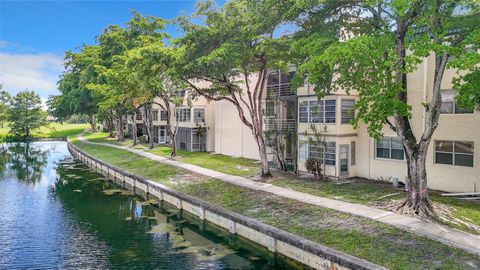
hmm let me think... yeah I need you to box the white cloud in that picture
[0,52,63,98]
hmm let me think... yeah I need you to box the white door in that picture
[159,126,166,144]
[340,145,349,176]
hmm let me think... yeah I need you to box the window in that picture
[440,90,473,114]
[376,137,405,160]
[176,108,191,122]
[299,101,309,123]
[152,110,158,121]
[267,71,280,86]
[298,99,336,124]
[309,142,336,165]
[435,140,474,167]
[193,108,205,123]
[298,141,308,162]
[267,70,294,86]
[136,113,142,121]
[325,100,336,123]
[351,141,356,166]
[341,100,355,124]
[160,110,168,121]
[176,89,186,98]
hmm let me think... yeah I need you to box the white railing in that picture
[267,83,294,97]
[264,118,296,132]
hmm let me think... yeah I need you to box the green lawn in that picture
[271,177,480,234]
[82,132,260,177]
[70,138,480,270]
[80,131,480,235]
[0,123,89,141]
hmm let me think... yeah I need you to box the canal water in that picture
[0,141,304,270]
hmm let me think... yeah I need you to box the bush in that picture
[305,157,323,179]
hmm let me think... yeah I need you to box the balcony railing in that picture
[267,83,294,98]
[264,118,296,132]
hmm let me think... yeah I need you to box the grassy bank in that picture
[81,132,480,234]
[270,176,480,234]
[82,132,260,177]
[0,123,89,141]
[70,136,480,270]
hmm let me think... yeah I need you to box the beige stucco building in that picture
[127,93,216,152]
[131,57,479,193]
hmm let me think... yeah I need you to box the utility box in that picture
[392,177,399,188]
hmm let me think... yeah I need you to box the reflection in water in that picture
[0,142,49,184]
[0,144,9,178]
[0,141,303,270]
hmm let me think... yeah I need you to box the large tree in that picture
[291,0,479,216]
[8,91,47,138]
[90,12,168,144]
[125,44,185,153]
[176,0,291,177]
[50,52,100,133]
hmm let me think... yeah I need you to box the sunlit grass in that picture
[0,122,89,141]
[82,132,260,177]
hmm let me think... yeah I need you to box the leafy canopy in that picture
[176,0,292,95]
[291,0,480,138]
[9,91,47,137]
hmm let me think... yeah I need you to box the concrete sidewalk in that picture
[76,134,480,256]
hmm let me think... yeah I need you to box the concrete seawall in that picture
[68,142,386,270]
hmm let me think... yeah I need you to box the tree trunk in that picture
[139,105,153,148]
[106,114,114,138]
[166,116,178,158]
[90,114,97,133]
[131,113,138,146]
[116,112,124,142]
[255,134,271,177]
[292,134,298,174]
[145,105,155,150]
[397,147,435,217]
[171,135,177,158]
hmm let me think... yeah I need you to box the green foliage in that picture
[291,0,480,138]
[176,0,293,96]
[124,42,185,108]
[51,45,101,122]
[0,86,11,127]
[8,91,47,138]
[93,12,170,112]
[450,29,480,110]
[65,114,90,124]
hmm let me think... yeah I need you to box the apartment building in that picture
[127,94,216,152]
[129,57,479,193]
[212,61,479,193]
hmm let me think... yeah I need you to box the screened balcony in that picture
[266,70,296,98]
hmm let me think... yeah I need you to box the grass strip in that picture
[82,132,260,177]
[82,132,480,235]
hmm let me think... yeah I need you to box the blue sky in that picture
[0,0,224,100]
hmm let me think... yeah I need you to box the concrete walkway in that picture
[76,133,480,256]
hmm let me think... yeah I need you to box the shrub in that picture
[305,157,323,179]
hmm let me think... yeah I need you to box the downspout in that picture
[368,137,371,180]
[219,101,222,154]
[423,57,428,133]
[241,114,244,158]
